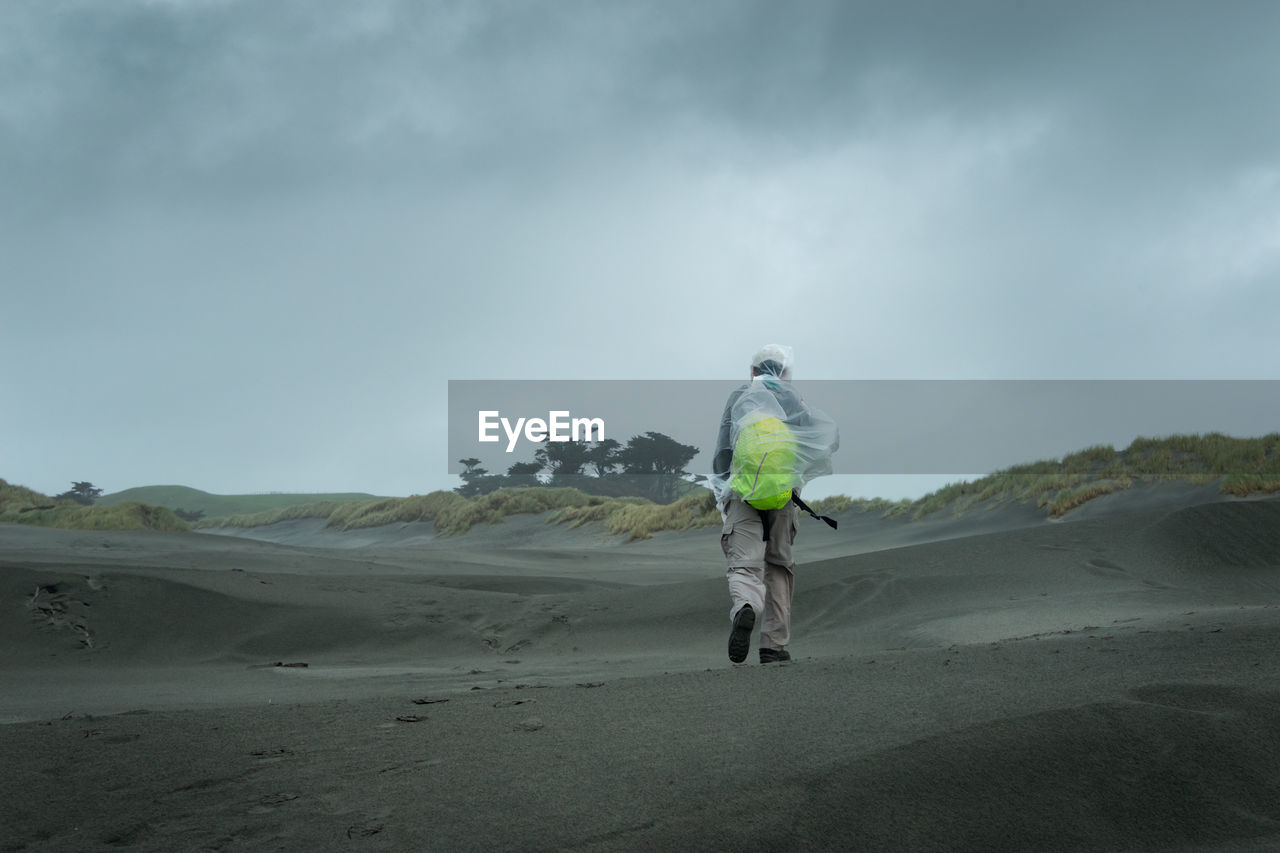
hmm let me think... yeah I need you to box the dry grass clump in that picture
[434,488,601,535]
[807,494,852,515]
[97,485,386,520]
[598,493,721,541]
[549,492,720,540]
[548,496,650,529]
[199,491,471,531]
[16,502,189,532]
[1221,473,1280,497]
[0,478,51,513]
[199,501,345,529]
[196,486,686,538]
[908,433,1280,520]
[0,479,188,531]
[806,495,914,517]
[330,492,468,530]
[1041,476,1134,518]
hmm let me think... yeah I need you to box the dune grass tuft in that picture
[906,432,1280,520]
[0,479,189,531]
[198,491,470,531]
[330,492,469,530]
[806,494,852,515]
[197,487,630,536]
[199,501,347,529]
[433,488,602,535]
[0,479,51,513]
[97,485,387,520]
[546,492,720,541]
[1042,477,1134,518]
[608,493,721,540]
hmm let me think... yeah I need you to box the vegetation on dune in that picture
[327,492,467,531]
[904,432,1280,520]
[435,488,599,535]
[0,480,51,513]
[196,486,721,541]
[549,492,721,541]
[199,500,354,530]
[53,481,103,505]
[0,479,189,531]
[803,495,915,516]
[198,488,592,535]
[25,432,1273,539]
[196,433,1280,539]
[97,485,388,520]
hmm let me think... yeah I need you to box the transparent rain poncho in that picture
[710,345,840,508]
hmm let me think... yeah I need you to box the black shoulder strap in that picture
[791,493,838,530]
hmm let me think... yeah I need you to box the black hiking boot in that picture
[728,605,755,663]
[759,648,791,664]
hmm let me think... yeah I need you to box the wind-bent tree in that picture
[534,438,592,483]
[620,432,699,501]
[56,481,103,506]
[506,461,543,487]
[456,458,491,497]
[455,433,701,502]
[585,438,622,478]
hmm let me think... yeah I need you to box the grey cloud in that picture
[4,0,1280,496]
[7,0,1279,208]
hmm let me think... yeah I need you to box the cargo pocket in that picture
[720,517,735,559]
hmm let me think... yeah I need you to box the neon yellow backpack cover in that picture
[730,415,797,510]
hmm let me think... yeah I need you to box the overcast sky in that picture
[4,0,1279,500]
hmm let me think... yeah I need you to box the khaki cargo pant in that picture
[720,495,798,652]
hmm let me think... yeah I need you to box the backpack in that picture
[729,414,797,510]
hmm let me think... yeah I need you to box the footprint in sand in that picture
[249,792,300,814]
[1085,557,1170,589]
[1084,557,1127,576]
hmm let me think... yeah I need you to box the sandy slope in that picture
[3,493,1280,851]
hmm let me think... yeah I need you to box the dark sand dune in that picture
[1145,501,1280,573]
[3,492,1280,851]
[593,683,1280,853]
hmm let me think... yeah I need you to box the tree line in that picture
[457,431,701,503]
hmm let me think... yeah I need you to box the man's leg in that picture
[726,565,765,622]
[760,562,794,651]
[759,504,798,659]
[721,496,766,662]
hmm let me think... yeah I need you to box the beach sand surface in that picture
[4,492,1280,851]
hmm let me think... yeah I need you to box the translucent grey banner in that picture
[447,380,1280,476]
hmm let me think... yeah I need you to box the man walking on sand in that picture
[711,345,839,665]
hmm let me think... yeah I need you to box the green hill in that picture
[98,486,388,520]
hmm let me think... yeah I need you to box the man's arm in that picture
[710,387,743,498]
